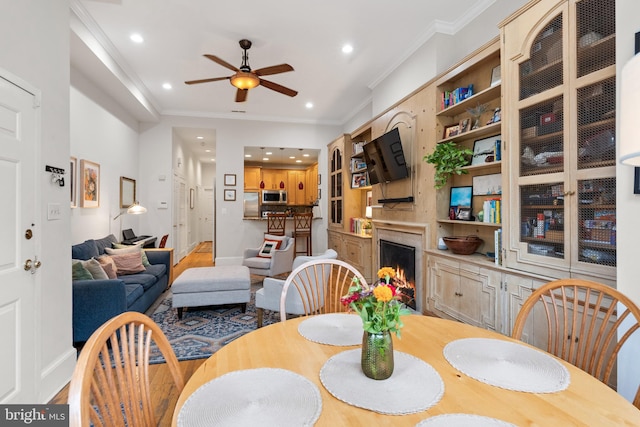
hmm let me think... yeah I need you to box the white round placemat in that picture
[177,368,322,427]
[297,313,363,346]
[416,414,517,427]
[443,338,570,393]
[320,349,444,415]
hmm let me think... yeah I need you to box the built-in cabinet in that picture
[261,169,286,190]
[433,40,503,257]
[427,251,550,335]
[328,229,373,283]
[328,136,345,229]
[500,0,616,285]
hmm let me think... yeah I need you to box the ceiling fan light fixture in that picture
[230,72,260,90]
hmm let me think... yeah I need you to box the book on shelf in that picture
[349,217,372,235]
[482,198,501,224]
[441,84,474,109]
[494,229,503,266]
[352,141,365,155]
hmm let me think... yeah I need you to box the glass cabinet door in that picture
[329,145,343,226]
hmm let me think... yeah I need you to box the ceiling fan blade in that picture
[259,79,298,97]
[203,54,239,72]
[235,88,248,102]
[253,64,294,76]
[184,76,230,85]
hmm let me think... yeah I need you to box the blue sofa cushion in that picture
[125,284,144,306]
[119,273,158,291]
[95,234,118,255]
[144,263,166,280]
[72,240,98,261]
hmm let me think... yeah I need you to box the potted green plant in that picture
[423,141,473,189]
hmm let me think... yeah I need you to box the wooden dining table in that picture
[171,314,640,426]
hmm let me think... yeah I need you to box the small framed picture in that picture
[459,118,471,134]
[317,188,321,200]
[351,172,368,188]
[456,207,473,221]
[443,123,460,139]
[471,134,501,165]
[318,174,321,185]
[224,189,236,201]
[224,174,236,186]
[80,159,100,208]
[491,107,501,124]
[490,65,501,87]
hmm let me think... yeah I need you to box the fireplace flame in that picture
[394,266,415,291]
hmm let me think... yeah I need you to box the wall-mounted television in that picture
[362,128,409,185]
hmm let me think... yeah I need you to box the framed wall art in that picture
[120,176,135,208]
[80,159,100,208]
[471,134,501,165]
[224,174,236,186]
[70,156,77,208]
[224,189,236,201]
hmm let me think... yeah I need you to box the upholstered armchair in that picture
[255,249,338,327]
[242,234,295,277]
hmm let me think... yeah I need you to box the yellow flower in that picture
[373,285,393,303]
[377,267,395,280]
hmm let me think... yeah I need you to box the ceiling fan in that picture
[185,39,298,102]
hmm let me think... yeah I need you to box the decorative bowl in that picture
[443,236,483,255]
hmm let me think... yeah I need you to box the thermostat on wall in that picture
[158,201,168,209]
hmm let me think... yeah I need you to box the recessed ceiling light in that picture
[289,156,296,159]
[305,102,313,109]
[211,158,215,162]
[303,153,310,157]
[263,158,269,161]
[245,154,252,158]
[162,83,172,90]
[205,149,211,153]
[296,160,302,163]
[130,33,144,43]
[342,44,353,54]
[266,151,272,155]
[196,136,204,139]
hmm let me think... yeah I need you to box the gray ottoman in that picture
[171,266,251,319]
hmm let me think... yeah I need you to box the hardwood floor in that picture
[51,242,215,426]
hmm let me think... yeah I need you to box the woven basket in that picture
[443,236,483,255]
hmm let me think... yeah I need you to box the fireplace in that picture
[380,240,416,310]
[374,221,429,314]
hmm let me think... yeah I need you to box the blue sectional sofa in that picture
[72,234,172,344]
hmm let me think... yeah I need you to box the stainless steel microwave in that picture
[262,190,287,205]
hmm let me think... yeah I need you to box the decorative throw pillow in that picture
[72,261,94,280]
[257,239,282,258]
[97,255,118,279]
[264,234,286,246]
[106,244,150,267]
[82,258,109,280]
[109,252,145,275]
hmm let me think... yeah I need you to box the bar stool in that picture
[266,213,287,236]
[293,212,313,256]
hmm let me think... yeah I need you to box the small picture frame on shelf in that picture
[471,134,501,165]
[351,172,368,188]
[456,207,473,221]
[443,123,460,139]
[459,118,471,134]
[490,65,501,87]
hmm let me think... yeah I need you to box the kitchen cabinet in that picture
[500,0,616,285]
[286,170,306,205]
[244,166,261,190]
[262,169,286,190]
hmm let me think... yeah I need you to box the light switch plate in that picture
[47,203,61,220]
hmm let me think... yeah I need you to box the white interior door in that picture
[0,76,38,402]
[201,187,213,242]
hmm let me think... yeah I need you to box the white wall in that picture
[70,74,141,244]
[1,0,76,402]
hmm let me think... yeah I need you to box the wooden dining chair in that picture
[512,278,640,408]
[279,259,367,322]
[266,213,287,236]
[68,312,185,427]
[293,212,313,256]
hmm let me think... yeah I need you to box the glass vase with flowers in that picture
[341,267,412,380]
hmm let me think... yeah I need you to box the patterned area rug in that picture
[148,275,280,364]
